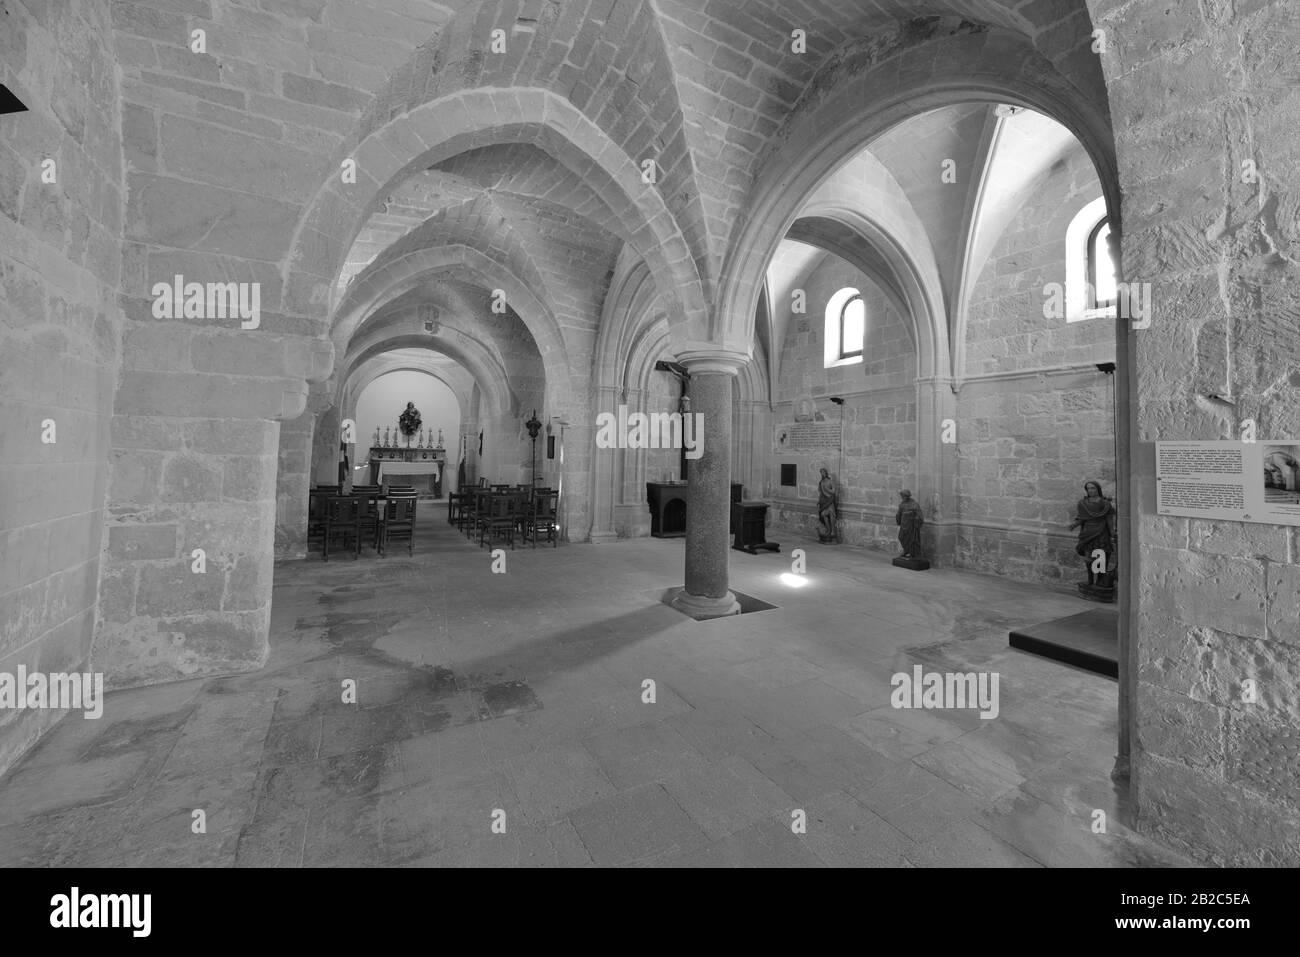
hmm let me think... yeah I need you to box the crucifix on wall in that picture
[655,359,691,481]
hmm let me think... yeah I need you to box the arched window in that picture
[824,286,865,368]
[1064,196,1116,322]
[1087,217,1117,311]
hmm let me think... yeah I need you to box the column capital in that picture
[676,347,750,376]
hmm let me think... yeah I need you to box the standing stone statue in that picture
[1069,479,1117,600]
[398,401,422,446]
[896,489,924,558]
[817,467,838,543]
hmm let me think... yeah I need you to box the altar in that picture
[368,446,446,496]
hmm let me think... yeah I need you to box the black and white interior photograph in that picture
[0,0,1295,915]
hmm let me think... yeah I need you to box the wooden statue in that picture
[896,489,924,559]
[817,467,838,543]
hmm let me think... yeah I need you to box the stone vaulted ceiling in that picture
[301,0,1106,403]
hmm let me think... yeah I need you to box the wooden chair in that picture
[455,490,477,535]
[462,487,484,539]
[352,486,381,551]
[469,488,494,541]
[323,494,362,560]
[307,489,330,553]
[522,489,558,548]
[459,488,476,538]
[379,494,417,556]
[479,492,517,549]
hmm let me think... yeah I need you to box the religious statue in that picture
[817,467,838,543]
[896,489,924,559]
[1069,480,1117,599]
[398,402,422,446]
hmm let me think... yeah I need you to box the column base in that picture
[668,587,741,620]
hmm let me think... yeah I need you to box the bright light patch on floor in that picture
[779,573,809,588]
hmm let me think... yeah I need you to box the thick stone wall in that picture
[953,147,1117,585]
[951,370,1116,583]
[1093,0,1300,865]
[0,1,124,775]
[97,1,343,688]
[766,257,917,550]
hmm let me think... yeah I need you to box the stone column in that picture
[914,375,959,562]
[589,384,622,543]
[672,351,747,620]
[1108,222,1136,784]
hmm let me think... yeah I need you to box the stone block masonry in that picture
[0,2,125,778]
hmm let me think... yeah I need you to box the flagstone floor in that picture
[0,513,1194,867]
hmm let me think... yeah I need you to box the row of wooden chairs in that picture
[308,486,417,559]
[448,482,558,548]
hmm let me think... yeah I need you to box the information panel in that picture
[1156,440,1300,526]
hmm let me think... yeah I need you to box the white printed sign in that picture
[1156,440,1300,526]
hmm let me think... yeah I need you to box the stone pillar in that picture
[915,375,959,563]
[589,384,622,543]
[310,404,342,485]
[1108,222,1136,784]
[275,409,315,560]
[672,351,747,620]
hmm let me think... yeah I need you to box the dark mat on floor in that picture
[653,587,779,618]
[1009,608,1118,678]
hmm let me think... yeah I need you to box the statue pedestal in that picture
[892,556,931,571]
[731,501,780,555]
[1077,582,1116,603]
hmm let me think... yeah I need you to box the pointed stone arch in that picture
[331,245,566,413]
[715,28,1118,354]
[285,88,710,347]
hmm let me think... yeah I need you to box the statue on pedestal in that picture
[1069,480,1117,601]
[398,401,421,447]
[896,489,924,559]
[817,467,838,543]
